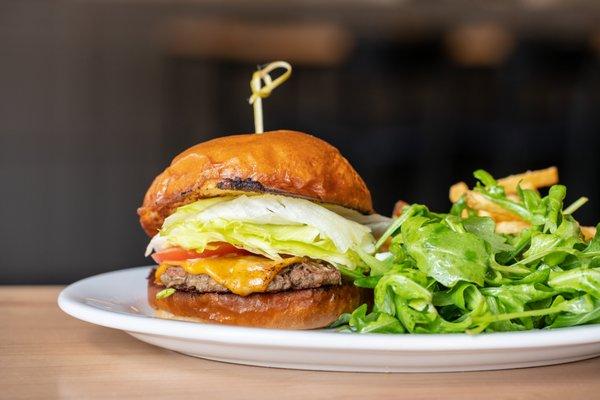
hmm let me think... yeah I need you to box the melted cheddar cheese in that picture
[154,255,302,296]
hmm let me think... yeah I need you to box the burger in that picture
[138,130,382,329]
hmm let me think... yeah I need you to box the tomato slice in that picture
[151,242,248,263]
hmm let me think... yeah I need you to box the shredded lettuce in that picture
[147,194,377,270]
[324,204,392,238]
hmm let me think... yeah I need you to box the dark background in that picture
[2,1,600,284]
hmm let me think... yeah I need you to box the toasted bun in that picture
[138,130,373,236]
[148,279,369,329]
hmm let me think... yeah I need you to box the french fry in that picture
[495,220,530,235]
[449,182,469,203]
[392,200,409,218]
[581,226,596,242]
[476,209,516,222]
[449,167,558,205]
[465,191,524,222]
[506,194,521,202]
[497,166,558,194]
[444,167,595,240]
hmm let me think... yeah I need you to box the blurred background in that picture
[2,1,600,283]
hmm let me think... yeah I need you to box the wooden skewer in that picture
[249,61,292,133]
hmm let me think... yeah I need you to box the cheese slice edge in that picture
[154,255,303,296]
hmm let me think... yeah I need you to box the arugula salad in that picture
[335,168,600,334]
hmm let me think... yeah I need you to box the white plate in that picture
[58,266,600,372]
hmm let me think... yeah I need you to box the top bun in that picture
[138,130,373,236]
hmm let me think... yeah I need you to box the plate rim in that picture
[58,266,600,352]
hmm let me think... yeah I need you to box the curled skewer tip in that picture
[249,61,292,133]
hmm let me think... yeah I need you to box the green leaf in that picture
[548,296,600,328]
[433,282,484,311]
[356,248,393,276]
[374,272,432,316]
[482,193,544,224]
[336,304,406,333]
[462,216,513,253]
[523,233,562,260]
[583,224,600,254]
[354,311,406,333]
[374,204,426,250]
[481,283,556,313]
[473,169,498,187]
[548,268,600,299]
[511,267,551,285]
[474,169,505,198]
[354,275,381,289]
[449,195,468,217]
[518,185,543,213]
[155,288,176,300]
[337,266,367,280]
[402,217,489,287]
[543,185,566,233]
[328,312,351,328]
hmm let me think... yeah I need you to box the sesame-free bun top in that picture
[138,130,373,236]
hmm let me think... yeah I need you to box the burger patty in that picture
[159,259,342,294]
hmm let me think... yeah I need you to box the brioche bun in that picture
[148,278,369,329]
[138,130,372,236]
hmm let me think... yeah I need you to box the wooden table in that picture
[2,286,599,400]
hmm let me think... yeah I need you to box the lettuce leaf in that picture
[147,194,376,269]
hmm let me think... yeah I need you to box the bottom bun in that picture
[148,278,370,329]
